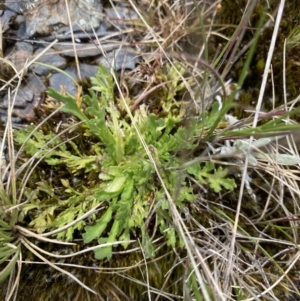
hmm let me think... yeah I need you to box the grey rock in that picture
[5,42,33,76]
[4,0,22,13]
[0,87,41,121]
[25,73,47,96]
[42,22,121,42]
[95,48,138,70]
[17,22,28,39]
[1,89,34,109]
[52,41,121,57]
[103,6,138,30]
[30,48,67,75]
[20,0,103,37]
[8,46,33,72]
[49,71,78,95]
[1,9,16,31]
[0,114,22,124]
[49,64,98,95]
[15,41,34,53]
[79,64,99,78]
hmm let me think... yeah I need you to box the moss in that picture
[1,242,185,301]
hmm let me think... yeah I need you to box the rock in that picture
[10,98,40,121]
[1,8,16,32]
[0,87,40,121]
[16,22,28,39]
[49,71,78,95]
[95,48,138,70]
[0,0,144,124]
[30,48,67,75]
[8,45,33,72]
[49,64,98,95]
[51,41,125,57]
[20,0,103,37]
[79,64,99,78]
[0,113,22,124]
[1,89,33,109]
[25,73,47,96]
[4,0,22,13]
[15,41,34,53]
[103,6,139,30]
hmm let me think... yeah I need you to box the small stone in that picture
[1,9,16,32]
[49,64,98,95]
[4,0,22,14]
[30,48,67,75]
[16,22,28,39]
[95,48,138,71]
[10,98,40,121]
[0,113,22,124]
[0,88,40,122]
[25,73,47,96]
[9,49,33,72]
[15,41,34,53]
[79,64,99,78]
[48,67,78,95]
[1,89,34,109]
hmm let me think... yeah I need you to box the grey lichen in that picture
[26,0,38,8]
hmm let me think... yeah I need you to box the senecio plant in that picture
[0,62,236,275]
[1,62,300,299]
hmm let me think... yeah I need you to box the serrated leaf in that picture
[217,177,236,191]
[83,205,114,243]
[165,228,176,247]
[186,163,200,177]
[29,206,57,233]
[95,220,120,260]
[36,181,54,197]
[47,87,88,122]
[207,167,236,192]
[90,64,114,102]
[87,113,115,146]
[203,161,214,172]
[45,157,64,165]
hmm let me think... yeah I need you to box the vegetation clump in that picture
[13,63,237,260]
[2,1,300,300]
